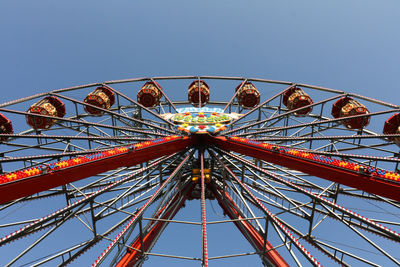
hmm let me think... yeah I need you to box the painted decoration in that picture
[162,107,241,134]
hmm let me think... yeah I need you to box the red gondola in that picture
[137,81,162,108]
[235,82,260,109]
[383,113,400,146]
[26,96,66,129]
[282,87,313,115]
[0,113,13,141]
[188,80,209,107]
[84,86,115,115]
[331,97,370,129]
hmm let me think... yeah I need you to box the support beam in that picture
[207,136,400,202]
[0,136,193,204]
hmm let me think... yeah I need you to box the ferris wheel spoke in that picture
[92,150,193,266]
[5,206,81,267]
[210,181,291,267]
[0,134,150,156]
[0,154,176,247]
[114,176,194,266]
[274,216,380,266]
[209,136,400,202]
[256,133,400,143]
[248,181,400,244]
[94,152,186,220]
[223,78,247,112]
[256,133,400,159]
[0,162,186,265]
[149,78,177,113]
[210,150,322,266]
[0,145,141,176]
[219,154,310,219]
[59,211,140,266]
[199,149,209,267]
[220,159,400,266]
[216,147,400,242]
[319,202,400,265]
[248,140,400,172]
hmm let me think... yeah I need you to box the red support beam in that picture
[115,182,194,267]
[209,183,289,267]
[0,136,193,204]
[208,136,400,202]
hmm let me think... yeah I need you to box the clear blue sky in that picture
[1,0,400,266]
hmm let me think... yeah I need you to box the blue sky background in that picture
[1,0,400,266]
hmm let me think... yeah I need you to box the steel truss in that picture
[0,76,399,266]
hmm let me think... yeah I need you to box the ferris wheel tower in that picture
[0,76,399,266]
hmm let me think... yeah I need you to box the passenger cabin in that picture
[137,81,162,108]
[188,80,210,107]
[332,97,370,129]
[84,86,115,115]
[235,82,260,109]
[0,113,13,142]
[282,87,313,116]
[26,96,66,129]
[383,113,400,146]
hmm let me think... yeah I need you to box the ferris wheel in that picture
[0,76,399,266]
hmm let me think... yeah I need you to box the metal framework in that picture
[0,76,399,266]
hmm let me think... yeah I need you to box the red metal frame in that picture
[208,136,400,202]
[209,183,289,267]
[0,136,193,204]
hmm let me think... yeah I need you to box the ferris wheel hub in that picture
[161,107,242,134]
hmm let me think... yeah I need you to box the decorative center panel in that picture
[162,107,242,134]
